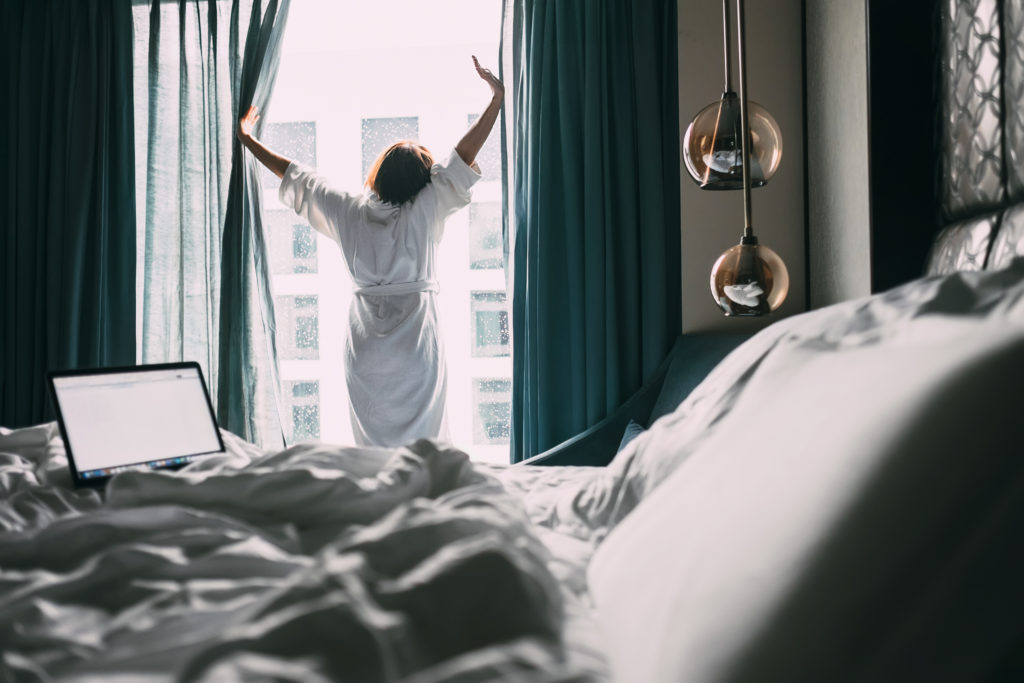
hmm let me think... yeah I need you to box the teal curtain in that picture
[504,0,681,461]
[134,1,233,391]
[217,0,290,448]
[1,0,136,428]
[135,0,288,448]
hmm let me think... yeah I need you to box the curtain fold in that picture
[135,0,288,448]
[1,0,136,428]
[504,0,681,462]
[217,0,290,448]
[136,0,232,392]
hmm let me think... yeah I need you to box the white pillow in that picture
[588,317,1024,683]
[576,260,1024,534]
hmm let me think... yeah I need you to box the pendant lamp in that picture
[708,0,789,316]
[682,0,783,190]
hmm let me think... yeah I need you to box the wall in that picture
[802,1,938,305]
[678,0,807,333]
[805,0,871,307]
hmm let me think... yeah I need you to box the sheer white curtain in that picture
[133,0,290,447]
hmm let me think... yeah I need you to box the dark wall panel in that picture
[865,0,941,293]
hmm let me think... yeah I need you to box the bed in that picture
[4,3,1024,682]
[3,257,1023,682]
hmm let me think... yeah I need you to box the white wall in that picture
[678,0,807,333]
[805,0,871,308]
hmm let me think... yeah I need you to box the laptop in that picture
[47,362,225,488]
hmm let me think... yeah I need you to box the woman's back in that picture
[278,150,480,289]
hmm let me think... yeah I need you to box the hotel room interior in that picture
[2,0,1023,681]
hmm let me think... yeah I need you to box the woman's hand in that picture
[456,58,505,167]
[238,105,260,144]
[473,56,504,100]
[235,104,291,179]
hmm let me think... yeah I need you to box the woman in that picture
[237,56,504,447]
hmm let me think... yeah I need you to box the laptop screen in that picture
[49,363,224,484]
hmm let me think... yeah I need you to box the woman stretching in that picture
[238,57,504,447]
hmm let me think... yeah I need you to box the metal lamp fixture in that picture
[682,0,783,190]
[707,0,789,316]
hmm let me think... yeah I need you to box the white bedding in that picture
[7,259,1024,682]
[485,465,609,680]
[0,428,606,682]
[585,260,1024,682]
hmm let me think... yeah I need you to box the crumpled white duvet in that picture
[0,428,583,682]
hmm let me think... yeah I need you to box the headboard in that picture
[927,0,1024,274]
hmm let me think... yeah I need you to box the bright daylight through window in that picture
[263,1,508,461]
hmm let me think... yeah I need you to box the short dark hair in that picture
[366,141,434,206]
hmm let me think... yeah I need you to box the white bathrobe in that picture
[278,151,481,447]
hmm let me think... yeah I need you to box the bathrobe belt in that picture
[354,280,439,297]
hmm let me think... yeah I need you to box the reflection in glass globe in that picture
[683,91,783,190]
[710,239,789,316]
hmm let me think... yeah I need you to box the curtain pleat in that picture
[216,0,289,448]
[505,0,681,462]
[139,1,230,391]
[1,0,136,429]
[135,0,288,448]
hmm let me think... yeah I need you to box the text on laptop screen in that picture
[52,367,222,475]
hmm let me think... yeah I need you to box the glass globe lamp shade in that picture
[682,92,783,190]
[710,239,789,316]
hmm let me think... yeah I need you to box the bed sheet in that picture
[0,424,606,682]
[484,464,610,682]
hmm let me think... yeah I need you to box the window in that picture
[264,211,318,274]
[295,315,318,349]
[261,124,320,276]
[263,0,507,457]
[292,404,321,440]
[261,121,317,187]
[293,224,317,259]
[469,202,502,270]
[468,113,501,181]
[471,291,510,357]
[472,378,511,444]
[284,380,320,441]
[294,296,318,349]
[362,117,419,180]
[275,294,320,360]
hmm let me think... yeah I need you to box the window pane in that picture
[471,291,510,357]
[292,381,319,397]
[296,315,318,349]
[478,379,511,393]
[475,311,508,346]
[265,211,318,274]
[284,380,320,442]
[292,224,317,259]
[472,378,511,444]
[261,121,317,188]
[362,116,419,180]
[275,294,320,360]
[468,113,500,181]
[292,405,321,440]
[469,202,502,270]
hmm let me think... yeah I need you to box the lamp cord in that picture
[722,0,732,92]
[736,0,754,239]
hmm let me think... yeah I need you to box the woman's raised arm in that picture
[454,56,505,168]
[237,105,292,179]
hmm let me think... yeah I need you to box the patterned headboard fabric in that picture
[928,0,1024,274]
